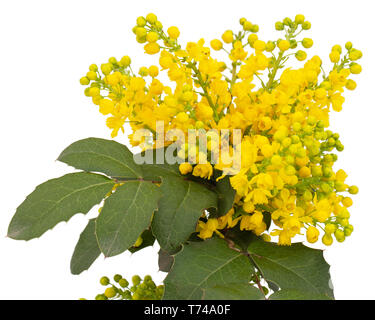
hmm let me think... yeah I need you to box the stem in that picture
[266,51,284,91]
[189,63,219,122]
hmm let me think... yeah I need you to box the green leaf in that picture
[96,181,161,257]
[203,283,264,300]
[128,229,156,254]
[8,173,114,240]
[70,219,101,275]
[141,159,218,253]
[214,173,236,217]
[57,137,143,179]
[152,173,218,253]
[270,289,332,300]
[163,238,260,300]
[248,239,334,299]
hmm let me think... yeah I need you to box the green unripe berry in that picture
[144,275,152,282]
[95,294,108,300]
[100,276,110,286]
[114,274,122,283]
[119,278,129,288]
[132,275,141,286]
[104,287,117,298]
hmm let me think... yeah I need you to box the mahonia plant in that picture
[8,13,361,300]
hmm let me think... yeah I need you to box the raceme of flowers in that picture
[79,13,361,246]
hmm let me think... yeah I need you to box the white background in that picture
[0,0,374,300]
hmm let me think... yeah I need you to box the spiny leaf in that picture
[70,219,101,275]
[163,238,259,300]
[203,283,264,300]
[7,173,114,240]
[248,239,334,299]
[57,137,143,179]
[270,289,332,300]
[96,181,161,257]
[151,173,218,253]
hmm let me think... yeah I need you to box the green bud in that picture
[119,278,129,288]
[275,21,284,31]
[302,21,311,30]
[132,275,141,286]
[114,274,122,283]
[100,276,110,286]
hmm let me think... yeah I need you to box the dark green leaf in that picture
[225,225,258,251]
[70,219,101,275]
[140,160,218,253]
[248,239,334,299]
[151,174,218,253]
[57,137,142,179]
[163,238,259,300]
[214,173,235,217]
[96,181,161,257]
[203,283,263,300]
[8,173,114,240]
[270,289,332,300]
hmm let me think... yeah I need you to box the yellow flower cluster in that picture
[80,13,361,246]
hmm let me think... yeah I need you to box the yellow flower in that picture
[179,162,192,175]
[306,226,320,243]
[192,163,213,179]
[167,26,180,39]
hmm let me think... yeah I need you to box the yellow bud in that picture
[146,13,157,24]
[144,42,160,55]
[295,14,305,24]
[295,50,307,61]
[345,79,357,90]
[278,40,290,51]
[253,40,266,51]
[167,26,180,39]
[80,77,90,85]
[329,50,340,63]
[350,63,362,74]
[146,31,159,43]
[222,30,234,43]
[306,226,319,243]
[342,197,353,207]
[148,65,159,77]
[322,233,333,246]
[302,38,313,48]
[120,55,131,67]
[179,162,193,175]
